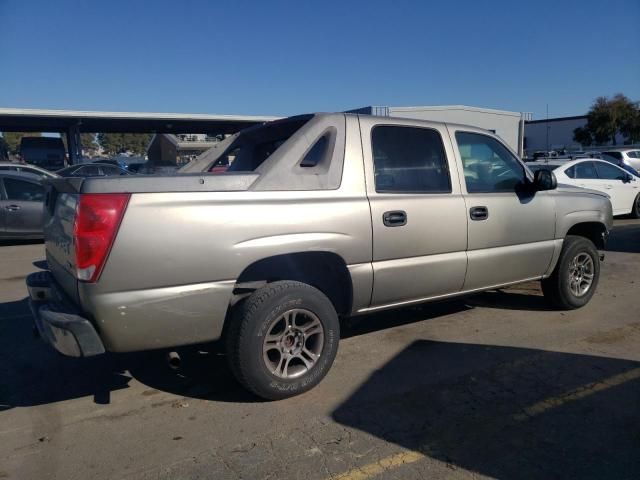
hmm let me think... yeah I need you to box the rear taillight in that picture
[74,193,130,282]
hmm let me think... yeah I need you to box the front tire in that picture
[541,235,600,310]
[226,281,339,400]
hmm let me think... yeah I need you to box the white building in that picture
[351,105,528,154]
[524,115,627,155]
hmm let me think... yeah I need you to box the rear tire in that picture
[226,280,339,400]
[630,193,640,219]
[541,235,600,310]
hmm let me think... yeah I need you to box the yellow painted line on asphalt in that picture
[513,366,640,421]
[329,367,640,480]
[331,450,425,480]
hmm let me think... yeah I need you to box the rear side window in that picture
[77,165,102,176]
[3,178,44,201]
[574,161,598,179]
[371,126,451,193]
[565,165,576,178]
[100,165,124,175]
[300,133,330,167]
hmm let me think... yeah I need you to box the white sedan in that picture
[528,158,640,217]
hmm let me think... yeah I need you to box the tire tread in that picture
[226,280,336,399]
[542,235,599,310]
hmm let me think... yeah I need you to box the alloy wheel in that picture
[262,308,324,379]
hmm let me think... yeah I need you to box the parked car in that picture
[57,163,131,177]
[19,136,66,171]
[601,149,640,172]
[600,152,640,177]
[27,113,612,400]
[0,171,44,239]
[126,162,148,173]
[529,158,639,217]
[0,161,59,180]
[526,160,567,173]
[94,158,129,170]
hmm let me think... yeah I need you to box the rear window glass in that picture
[371,126,451,193]
[210,116,312,173]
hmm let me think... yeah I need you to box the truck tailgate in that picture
[43,179,81,304]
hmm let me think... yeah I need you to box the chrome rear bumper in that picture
[26,271,105,357]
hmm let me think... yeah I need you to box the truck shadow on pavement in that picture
[0,286,564,411]
[1,292,546,408]
[1,288,635,417]
[0,297,257,409]
[0,298,132,410]
[607,222,640,253]
[332,340,640,479]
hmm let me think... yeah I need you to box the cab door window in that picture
[3,177,44,202]
[455,132,525,193]
[594,162,626,181]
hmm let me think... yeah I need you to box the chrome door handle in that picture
[4,204,21,211]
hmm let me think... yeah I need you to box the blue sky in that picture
[0,0,638,120]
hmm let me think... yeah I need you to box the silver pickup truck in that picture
[27,113,613,399]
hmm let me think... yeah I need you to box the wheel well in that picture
[566,222,607,249]
[234,252,353,315]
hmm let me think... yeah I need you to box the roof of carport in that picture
[0,107,280,134]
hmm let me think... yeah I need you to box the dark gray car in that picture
[57,163,131,177]
[0,171,45,239]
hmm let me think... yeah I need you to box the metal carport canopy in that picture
[0,107,279,134]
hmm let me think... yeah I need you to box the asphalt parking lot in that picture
[1,220,639,480]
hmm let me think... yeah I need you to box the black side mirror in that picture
[534,169,557,191]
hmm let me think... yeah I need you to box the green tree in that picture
[587,96,617,145]
[576,94,640,146]
[58,133,98,155]
[1,131,41,153]
[97,133,152,155]
[573,126,592,146]
[0,135,8,160]
[618,101,640,144]
[81,133,98,154]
